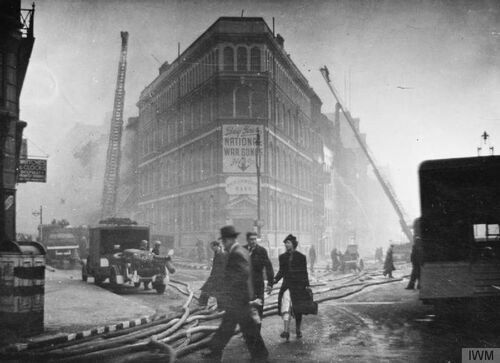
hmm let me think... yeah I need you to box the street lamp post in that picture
[256,129,262,238]
[32,205,43,241]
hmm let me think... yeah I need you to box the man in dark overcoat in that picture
[203,226,268,363]
[383,244,396,278]
[406,218,423,290]
[199,240,227,306]
[244,232,274,322]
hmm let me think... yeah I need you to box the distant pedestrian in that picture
[274,234,312,341]
[152,240,162,255]
[330,248,340,271]
[383,244,396,278]
[199,241,228,307]
[309,244,317,273]
[202,226,268,362]
[406,218,423,290]
[196,240,205,263]
[244,232,274,324]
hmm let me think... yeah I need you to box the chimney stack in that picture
[276,33,284,48]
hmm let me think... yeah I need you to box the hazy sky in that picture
[18,0,500,232]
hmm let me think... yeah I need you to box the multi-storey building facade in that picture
[136,17,326,256]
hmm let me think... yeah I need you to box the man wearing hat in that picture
[203,225,268,362]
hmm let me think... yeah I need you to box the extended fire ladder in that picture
[320,66,413,242]
[101,31,128,219]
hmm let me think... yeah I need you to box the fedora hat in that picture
[219,225,240,239]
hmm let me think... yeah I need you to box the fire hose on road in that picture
[0,269,405,362]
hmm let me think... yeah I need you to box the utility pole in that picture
[255,129,262,237]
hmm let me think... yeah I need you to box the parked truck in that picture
[81,218,175,293]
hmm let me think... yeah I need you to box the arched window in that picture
[223,47,234,71]
[235,86,251,117]
[250,47,261,72]
[237,47,247,71]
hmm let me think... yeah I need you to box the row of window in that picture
[268,198,313,232]
[264,49,310,116]
[139,141,218,197]
[219,84,267,118]
[142,195,216,235]
[141,91,319,162]
[141,94,216,157]
[141,195,314,236]
[268,140,314,190]
[141,43,265,123]
[222,45,261,72]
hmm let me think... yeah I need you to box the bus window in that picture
[473,224,500,242]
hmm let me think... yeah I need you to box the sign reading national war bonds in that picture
[223,124,263,173]
[18,158,47,183]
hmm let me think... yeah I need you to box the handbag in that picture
[294,287,318,315]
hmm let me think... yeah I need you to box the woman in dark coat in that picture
[273,234,311,341]
[383,244,395,278]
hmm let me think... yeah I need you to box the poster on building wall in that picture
[222,124,263,173]
[225,176,257,195]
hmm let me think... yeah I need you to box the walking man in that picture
[244,232,274,323]
[199,240,227,307]
[406,218,423,290]
[203,226,268,363]
[383,244,396,278]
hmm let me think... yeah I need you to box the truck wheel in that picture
[81,264,88,282]
[155,284,166,294]
[94,276,104,286]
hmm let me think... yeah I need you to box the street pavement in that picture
[0,267,155,348]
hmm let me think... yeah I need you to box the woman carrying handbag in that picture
[274,234,317,341]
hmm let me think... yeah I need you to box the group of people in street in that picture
[200,226,315,363]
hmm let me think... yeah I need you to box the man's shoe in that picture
[296,330,302,338]
[202,350,222,361]
[405,285,414,290]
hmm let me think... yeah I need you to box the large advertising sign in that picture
[222,124,263,173]
[18,158,47,183]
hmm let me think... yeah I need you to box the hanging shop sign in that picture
[18,158,47,183]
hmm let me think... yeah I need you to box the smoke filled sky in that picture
[18,0,500,232]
